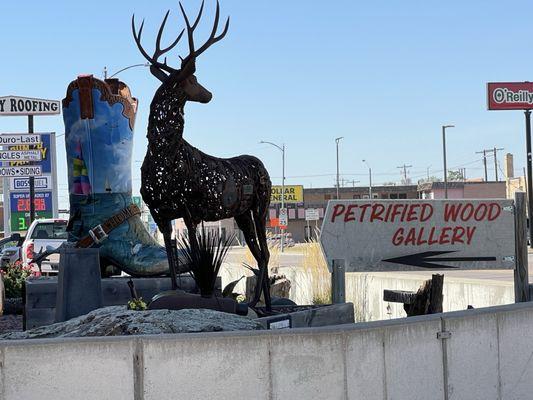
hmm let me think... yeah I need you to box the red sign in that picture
[487,82,533,110]
[269,218,279,228]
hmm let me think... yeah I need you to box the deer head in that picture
[132,0,229,104]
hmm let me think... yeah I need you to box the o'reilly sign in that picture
[0,96,60,116]
[487,82,533,110]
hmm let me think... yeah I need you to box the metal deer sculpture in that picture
[133,1,272,309]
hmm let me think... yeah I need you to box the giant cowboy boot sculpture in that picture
[62,75,186,277]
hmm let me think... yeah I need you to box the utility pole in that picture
[28,115,35,224]
[492,147,504,181]
[260,140,286,252]
[442,125,455,199]
[397,164,412,183]
[476,149,489,181]
[476,147,503,181]
[335,137,343,199]
[362,160,372,199]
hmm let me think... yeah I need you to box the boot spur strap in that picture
[76,204,141,248]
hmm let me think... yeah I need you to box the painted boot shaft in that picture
[62,75,179,276]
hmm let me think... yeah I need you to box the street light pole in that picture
[103,63,150,80]
[260,140,286,252]
[442,125,455,199]
[362,160,372,199]
[335,137,344,199]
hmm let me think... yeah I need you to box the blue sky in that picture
[1,1,532,209]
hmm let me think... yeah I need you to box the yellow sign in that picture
[271,185,304,204]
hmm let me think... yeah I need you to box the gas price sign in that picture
[9,192,53,231]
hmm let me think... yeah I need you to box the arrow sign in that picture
[383,251,497,269]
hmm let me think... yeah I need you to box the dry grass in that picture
[243,244,281,270]
[240,239,331,305]
[302,240,331,304]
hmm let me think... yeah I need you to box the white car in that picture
[22,218,68,274]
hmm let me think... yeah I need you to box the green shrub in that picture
[127,298,147,311]
[2,261,32,299]
[179,226,235,298]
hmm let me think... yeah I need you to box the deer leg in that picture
[253,210,271,312]
[158,219,178,290]
[235,212,266,308]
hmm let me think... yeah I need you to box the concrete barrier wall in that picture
[2,301,533,399]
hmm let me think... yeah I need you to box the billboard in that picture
[0,96,61,116]
[2,132,58,234]
[320,199,515,272]
[270,185,304,204]
[487,82,533,110]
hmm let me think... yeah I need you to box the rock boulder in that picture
[0,306,263,340]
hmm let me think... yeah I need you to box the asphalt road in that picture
[226,245,533,283]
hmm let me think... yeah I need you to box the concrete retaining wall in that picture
[2,301,533,399]
[220,263,515,321]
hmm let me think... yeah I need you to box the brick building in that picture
[418,181,506,200]
[269,185,419,242]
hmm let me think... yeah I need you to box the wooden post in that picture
[428,274,444,314]
[514,192,530,302]
[331,259,345,304]
[386,274,444,316]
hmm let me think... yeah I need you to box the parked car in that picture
[1,244,22,268]
[266,232,295,248]
[22,219,68,274]
[0,235,24,269]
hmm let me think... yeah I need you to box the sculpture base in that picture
[149,290,248,315]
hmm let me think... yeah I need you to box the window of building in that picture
[324,194,332,200]
[390,193,398,199]
[353,194,361,199]
[373,194,379,199]
[399,193,407,199]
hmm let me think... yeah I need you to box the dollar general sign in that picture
[270,185,304,204]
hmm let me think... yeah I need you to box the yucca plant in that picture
[179,226,235,298]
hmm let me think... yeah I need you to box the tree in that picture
[447,170,464,181]
[418,176,441,184]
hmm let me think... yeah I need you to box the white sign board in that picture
[305,208,320,221]
[0,150,42,161]
[0,134,41,146]
[320,199,515,272]
[0,96,61,116]
[10,176,51,191]
[0,166,42,177]
[279,207,288,227]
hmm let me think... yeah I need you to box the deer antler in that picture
[132,1,230,83]
[179,0,230,68]
[132,11,185,82]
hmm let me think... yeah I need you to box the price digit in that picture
[18,217,27,231]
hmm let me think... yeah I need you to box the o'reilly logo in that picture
[493,87,533,104]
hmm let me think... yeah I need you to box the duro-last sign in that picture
[487,82,533,110]
[320,200,515,272]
